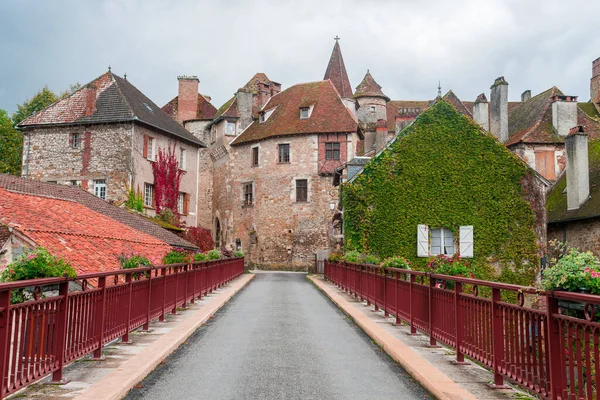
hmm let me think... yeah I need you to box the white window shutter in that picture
[459,226,474,258]
[417,225,429,257]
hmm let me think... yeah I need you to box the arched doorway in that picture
[215,218,221,249]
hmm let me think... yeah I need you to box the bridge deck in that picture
[125,272,430,399]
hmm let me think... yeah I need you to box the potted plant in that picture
[427,254,472,289]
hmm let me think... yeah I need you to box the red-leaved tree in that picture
[180,227,215,252]
[152,144,184,218]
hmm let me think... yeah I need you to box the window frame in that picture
[147,137,155,161]
[144,183,154,208]
[251,146,259,167]
[295,179,308,203]
[325,142,341,161]
[71,133,80,149]
[369,105,376,113]
[178,192,184,214]
[225,120,237,136]
[242,182,254,206]
[94,179,107,200]
[179,147,187,170]
[429,227,455,256]
[300,107,310,119]
[278,143,290,163]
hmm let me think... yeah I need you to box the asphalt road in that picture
[125,272,431,400]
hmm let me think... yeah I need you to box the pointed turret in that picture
[324,37,353,99]
[353,70,390,102]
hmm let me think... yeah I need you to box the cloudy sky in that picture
[1,0,600,114]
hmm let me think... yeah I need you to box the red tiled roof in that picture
[0,225,10,248]
[230,80,358,145]
[323,42,353,99]
[0,188,171,274]
[18,71,203,146]
[161,94,217,121]
[353,71,390,101]
[444,91,472,118]
[243,73,276,93]
[386,100,431,132]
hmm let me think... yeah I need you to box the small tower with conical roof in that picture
[353,70,390,152]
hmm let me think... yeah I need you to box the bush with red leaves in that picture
[180,227,214,252]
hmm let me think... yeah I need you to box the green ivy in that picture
[124,188,144,213]
[342,100,539,285]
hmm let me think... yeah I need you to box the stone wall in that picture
[511,143,565,181]
[22,123,133,202]
[185,120,211,145]
[356,97,387,127]
[548,217,600,256]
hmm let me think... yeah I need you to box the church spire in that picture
[324,36,353,99]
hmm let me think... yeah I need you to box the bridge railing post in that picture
[409,274,416,334]
[488,287,506,388]
[51,279,70,383]
[545,294,563,399]
[143,269,152,331]
[93,276,107,359]
[0,288,11,398]
[122,272,133,343]
[427,275,438,346]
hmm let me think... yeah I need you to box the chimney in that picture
[566,125,589,210]
[490,77,509,143]
[521,90,531,102]
[551,95,578,137]
[177,76,199,122]
[591,57,600,104]
[257,82,271,109]
[236,88,253,131]
[84,84,97,116]
[374,119,388,152]
[473,93,489,131]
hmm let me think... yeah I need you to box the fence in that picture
[325,261,600,400]
[0,257,244,399]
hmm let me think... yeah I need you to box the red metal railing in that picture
[0,257,244,399]
[325,260,600,400]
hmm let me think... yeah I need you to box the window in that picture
[179,147,186,170]
[144,183,154,207]
[296,179,308,202]
[430,228,455,256]
[144,136,155,161]
[178,192,184,214]
[417,225,473,258]
[252,146,259,167]
[325,142,340,160]
[243,182,254,206]
[226,121,236,135]
[300,107,310,119]
[71,133,80,149]
[259,113,266,123]
[71,180,78,186]
[94,179,106,200]
[278,144,290,163]
[369,105,376,113]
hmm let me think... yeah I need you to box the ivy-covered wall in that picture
[342,100,542,285]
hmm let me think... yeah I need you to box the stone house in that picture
[17,70,205,226]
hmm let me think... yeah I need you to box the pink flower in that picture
[27,254,36,260]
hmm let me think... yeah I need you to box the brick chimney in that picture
[84,84,97,116]
[177,76,199,122]
[374,119,388,152]
[521,90,531,102]
[551,95,578,137]
[473,93,489,131]
[257,82,271,110]
[591,57,600,104]
[490,77,509,143]
[566,126,589,210]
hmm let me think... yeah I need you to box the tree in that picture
[152,144,184,221]
[11,86,59,126]
[0,109,22,175]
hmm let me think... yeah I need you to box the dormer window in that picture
[300,107,310,119]
[259,106,277,124]
[259,113,266,123]
[226,121,236,135]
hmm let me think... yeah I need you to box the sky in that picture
[1,0,600,115]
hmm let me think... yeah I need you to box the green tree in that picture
[0,109,22,175]
[11,86,59,126]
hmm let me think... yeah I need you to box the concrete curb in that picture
[75,273,255,400]
[309,276,477,400]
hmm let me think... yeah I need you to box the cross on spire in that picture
[334,35,340,43]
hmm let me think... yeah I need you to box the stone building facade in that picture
[18,71,204,226]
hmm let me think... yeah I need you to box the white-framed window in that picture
[94,179,106,200]
[178,192,184,214]
[144,183,154,207]
[417,225,473,258]
[369,105,376,113]
[71,133,80,148]
[226,121,236,135]
[179,147,186,170]
[147,137,155,161]
[300,107,310,119]
[278,143,290,163]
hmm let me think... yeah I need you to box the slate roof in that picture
[18,71,204,147]
[0,174,197,250]
[161,94,217,121]
[0,187,171,274]
[353,71,390,101]
[547,138,600,223]
[230,80,358,146]
[323,41,353,99]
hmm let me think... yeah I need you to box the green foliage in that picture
[157,208,178,226]
[233,250,244,258]
[12,86,59,126]
[365,254,380,265]
[193,252,209,261]
[381,256,411,270]
[119,254,151,269]
[124,188,144,213]
[328,252,343,262]
[163,249,189,264]
[342,100,539,285]
[343,250,362,263]
[0,248,76,303]
[207,249,222,260]
[542,248,600,295]
[0,109,22,175]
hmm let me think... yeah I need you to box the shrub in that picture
[365,254,381,265]
[193,252,208,262]
[119,254,151,269]
[0,247,76,303]
[328,252,343,262]
[207,249,222,260]
[163,249,189,264]
[381,256,411,270]
[343,250,362,263]
[157,209,179,227]
[233,250,244,258]
[542,248,600,295]
[181,226,214,252]
[124,187,144,213]
[428,254,473,289]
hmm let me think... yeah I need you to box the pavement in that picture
[309,275,536,400]
[125,272,432,400]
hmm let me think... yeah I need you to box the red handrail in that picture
[0,257,245,399]
[324,260,600,399]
